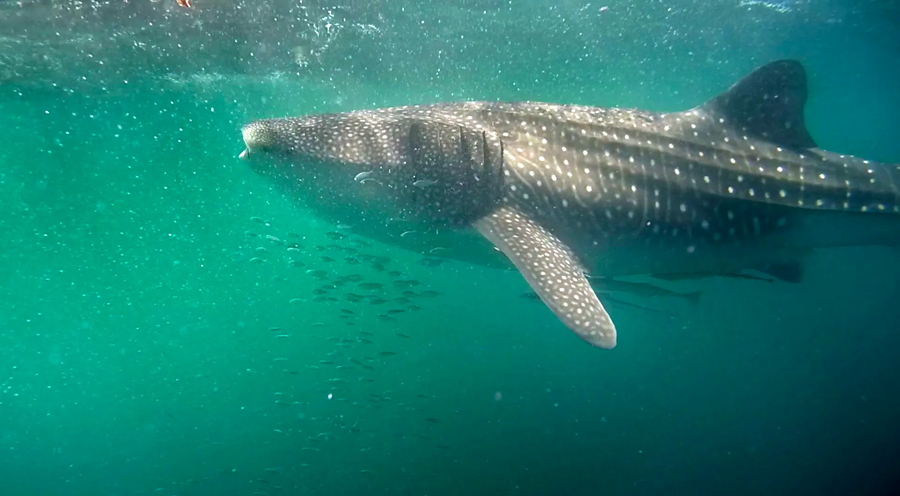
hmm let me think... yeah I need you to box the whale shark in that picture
[238,60,899,349]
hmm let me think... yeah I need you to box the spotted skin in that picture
[240,60,900,349]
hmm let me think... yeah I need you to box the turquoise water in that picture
[1,1,899,495]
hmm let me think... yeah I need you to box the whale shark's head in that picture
[240,112,406,176]
[240,107,505,227]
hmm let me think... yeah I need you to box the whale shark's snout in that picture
[240,118,310,160]
[239,120,274,159]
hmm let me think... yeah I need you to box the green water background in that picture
[1,1,899,495]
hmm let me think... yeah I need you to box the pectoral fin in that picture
[473,207,617,349]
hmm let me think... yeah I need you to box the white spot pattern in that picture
[474,207,617,349]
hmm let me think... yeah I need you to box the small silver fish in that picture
[354,171,374,182]
[413,179,437,188]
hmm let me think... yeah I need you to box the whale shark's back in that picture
[432,61,900,217]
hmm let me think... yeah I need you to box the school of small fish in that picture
[230,212,736,488]
[230,215,460,485]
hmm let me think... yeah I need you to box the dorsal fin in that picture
[699,60,817,150]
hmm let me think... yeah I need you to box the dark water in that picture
[1,1,899,495]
